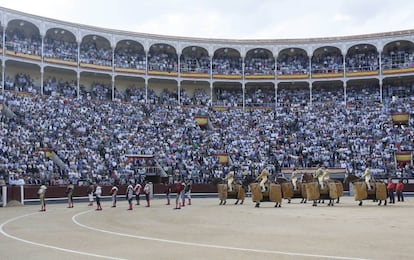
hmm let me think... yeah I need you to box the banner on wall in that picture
[395,151,412,164]
[391,112,409,125]
[217,154,229,165]
[194,116,208,126]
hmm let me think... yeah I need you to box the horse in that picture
[276,177,307,204]
[249,181,282,208]
[301,173,341,207]
[345,174,387,206]
[217,176,250,205]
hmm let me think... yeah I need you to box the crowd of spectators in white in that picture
[2,31,414,186]
[1,75,414,186]
[4,30,414,76]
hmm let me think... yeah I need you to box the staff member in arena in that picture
[184,179,192,206]
[174,179,184,210]
[387,178,395,204]
[396,179,405,202]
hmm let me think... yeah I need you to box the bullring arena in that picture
[0,195,413,260]
[2,4,414,260]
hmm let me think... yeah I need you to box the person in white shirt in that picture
[133,182,142,206]
[143,181,151,207]
[361,164,372,191]
[110,183,119,208]
[95,183,102,211]
[37,183,47,212]
[126,181,134,210]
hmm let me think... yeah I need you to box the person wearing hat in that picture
[143,181,151,207]
[322,167,330,188]
[314,165,325,189]
[361,164,372,191]
[396,179,405,202]
[290,168,299,190]
[387,178,395,204]
[126,181,134,210]
[37,182,47,212]
[87,182,95,206]
[110,182,119,208]
[174,179,184,209]
[133,182,142,206]
[66,180,75,208]
[94,182,103,211]
[225,170,235,192]
[256,168,269,192]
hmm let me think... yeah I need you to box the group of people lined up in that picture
[37,179,192,212]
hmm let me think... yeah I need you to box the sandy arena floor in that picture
[0,196,413,260]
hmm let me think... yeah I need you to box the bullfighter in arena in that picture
[37,182,47,212]
[66,180,75,208]
[126,181,134,210]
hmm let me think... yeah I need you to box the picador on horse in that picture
[249,168,283,208]
[346,163,388,206]
[302,164,343,207]
[277,168,309,204]
[217,169,250,205]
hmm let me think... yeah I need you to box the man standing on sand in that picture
[38,182,47,212]
[126,181,134,210]
[110,182,119,208]
[174,179,184,210]
[66,180,75,208]
[95,182,102,211]
[396,179,405,202]
[387,178,395,204]
[134,182,142,206]
[143,181,151,207]
[87,182,94,206]
[164,182,172,205]
[184,179,192,205]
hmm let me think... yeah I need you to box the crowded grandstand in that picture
[0,6,413,188]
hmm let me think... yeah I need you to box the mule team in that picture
[218,164,388,207]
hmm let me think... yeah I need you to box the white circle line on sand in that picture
[73,210,370,260]
[0,210,127,260]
